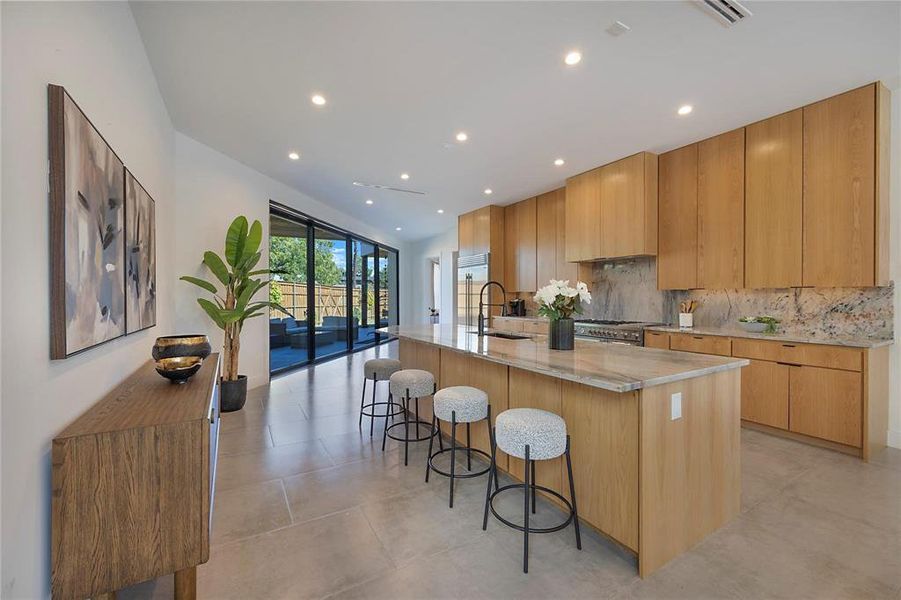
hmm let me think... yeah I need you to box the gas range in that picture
[573,319,664,346]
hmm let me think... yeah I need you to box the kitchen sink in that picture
[467,331,531,340]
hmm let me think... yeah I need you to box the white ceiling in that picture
[131,1,901,242]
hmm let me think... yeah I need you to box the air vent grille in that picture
[352,181,426,195]
[700,0,752,26]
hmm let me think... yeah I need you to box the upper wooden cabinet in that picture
[565,152,657,263]
[658,144,699,290]
[745,109,803,288]
[803,83,889,287]
[457,206,505,302]
[698,129,745,289]
[535,188,580,288]
[504,197,537,292]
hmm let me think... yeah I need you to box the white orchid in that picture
[533,280,591,321]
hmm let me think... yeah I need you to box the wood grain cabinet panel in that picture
[598,152,658,259]
[658,144,699,289]
[644,331,670,349]
[698,129,745,289]
[669,333,731,356]
[745,110,803,288]
[457,211,475,256]
[789,366,862,447]
[504,198,537,292]
[731,338,862,372]
[565,168,602,262]
[741,359,789,429]
[803,84,876,287]
[507,368,563,498]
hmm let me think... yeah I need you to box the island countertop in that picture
[382,324,747,393]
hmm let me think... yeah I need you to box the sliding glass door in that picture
[269,203,400,375]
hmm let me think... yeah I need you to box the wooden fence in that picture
[271,281,388,325]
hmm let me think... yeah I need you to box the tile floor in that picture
[122,342,901,600]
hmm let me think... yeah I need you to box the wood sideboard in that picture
[51,354,221,599]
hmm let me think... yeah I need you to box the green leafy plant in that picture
[181,216,286,381]
[739,315,781,334]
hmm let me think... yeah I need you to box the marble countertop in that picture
[383,324,747,393]
[492,315,546,321]
[645,325,893,349]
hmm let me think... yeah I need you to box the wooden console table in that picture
[51,355,221,599]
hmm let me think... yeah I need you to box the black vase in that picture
[220,375,248,412]
[548,318,575,350]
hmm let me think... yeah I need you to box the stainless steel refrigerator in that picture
[457,253,490,328]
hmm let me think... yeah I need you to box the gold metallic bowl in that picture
[155,356,203,383]
[152,335,212,361]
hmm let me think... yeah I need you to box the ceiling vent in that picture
[699,0,752,26]
[352,181,426,195]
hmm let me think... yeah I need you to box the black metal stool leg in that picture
[403,390,411,466]
[482,425,498,531]
[369,376,378,437]
[381,390,393,452]
[523,444,531,574]
[359,378,367,429]
[487,405,498,492]
[434,382,444,452]
[531,460,537,514]
[425,413,437,483]
[565,436,582,550]
[449,411,457,508]
[466,423,472,471]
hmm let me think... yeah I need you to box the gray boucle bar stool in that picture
[425,386,498,508]
[360,358,404,436]
[482,407,581,573]
[383,369,443,465]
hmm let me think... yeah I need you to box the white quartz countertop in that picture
[383,324,747,393]
[646,325,893,349]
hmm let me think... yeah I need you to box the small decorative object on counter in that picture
[154,356,203,383]
[152,334,212,361]
[739,315,781,334]
[534,280,591,350]
[679,300,697,329]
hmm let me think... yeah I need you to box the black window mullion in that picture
[306,221,316,363]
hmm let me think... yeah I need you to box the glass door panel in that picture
[378,247,399,328]
[352,239,377,349]
[312,226,348,361]
[269,214,311,373]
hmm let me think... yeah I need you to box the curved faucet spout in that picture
[477,281,507,337]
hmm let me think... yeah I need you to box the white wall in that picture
[402,226,458,326]
[0,3,176,598]
[174,133,405,388]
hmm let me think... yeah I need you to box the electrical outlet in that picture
[671,392,682,420]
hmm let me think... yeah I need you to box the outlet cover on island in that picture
[671,392,682,420]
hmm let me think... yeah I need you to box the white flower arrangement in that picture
[533,280,591,321]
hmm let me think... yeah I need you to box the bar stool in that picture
[482,408,581,573]
[425,386,498,508]
[383,369,442,466]
[360,358,403,436]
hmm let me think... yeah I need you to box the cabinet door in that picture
[472,206,492,256]
[803,84,876,287]
[598,153,657,259]
[508,368,563,501]
[551,188,580,283]
[644,331,669,349]
[504,203,519,291]
[789,366,862,447]
[698,129,745,289]
[657,144,698,289]
[741,360,789,429]
[536,190,558,288]
[565,168,602,262]
[669,333,731,356]
[745,110,803,288]
[516,197,537,291]
[458,212,474,256]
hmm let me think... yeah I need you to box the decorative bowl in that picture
[155,356,203,384]
[739,321,769,333]
[152,335,212,361]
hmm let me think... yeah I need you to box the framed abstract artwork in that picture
[124,169,157,333]
[49,85,126,358]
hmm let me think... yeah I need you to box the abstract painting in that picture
[125,170,156,333]
[49,85,126,358]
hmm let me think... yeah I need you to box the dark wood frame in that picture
[124,167,158,334]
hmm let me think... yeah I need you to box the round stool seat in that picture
[495,408,566,461]
[364,358,402,381]
[433,386,488,423]
[389,369,435,399]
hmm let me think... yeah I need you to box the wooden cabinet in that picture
[508,368,563,497]
[789,366,862,447]
[458,206,505,313]
[803,84,885,287]
[698,129,744,288]
[504,198,537,292]
[458,211,476,257]
[745,110,803,288]
[731,338,862,372]
[565,153,657,263]
[669,332,731,356]
[644,331,670,349]
[492,316,524,333]
[536,187,579,287]
[741,359,789,429]
[658,144,699,289]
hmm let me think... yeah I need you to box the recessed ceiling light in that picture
[311,94,326,106]
[400,173,410,180]
[554,158,565,166]
[455,132,468,142]
[395,227,402,231]
[678,105,693,116]
[484,188,493,195]
[437,209,445,214]
[288,152,300,160]
[365,199,373,205]
[564,51,582,66]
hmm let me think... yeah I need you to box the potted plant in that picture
[534,280,592,350]
[180,216,284,412]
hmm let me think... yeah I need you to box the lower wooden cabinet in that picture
[669,332,731,356]
[740,360,789,429]
[789,365,862,447]
[644,331,669,349]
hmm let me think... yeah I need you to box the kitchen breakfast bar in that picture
[384,324,749,577]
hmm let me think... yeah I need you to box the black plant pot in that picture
[220,375,248,412]
[548,318,575,351]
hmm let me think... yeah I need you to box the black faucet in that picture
[477,281,507,336]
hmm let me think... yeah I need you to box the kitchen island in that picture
[383,324,748,577]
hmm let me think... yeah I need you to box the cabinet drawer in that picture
[789,366,862,447]
[741,360,789,429]
[669,333,731,356]
[731,338,862,372]
[492,318,524,333]
[522,320,548,335]
[644,331,670,349]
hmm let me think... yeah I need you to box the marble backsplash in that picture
[584,257,894,341]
